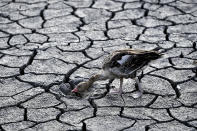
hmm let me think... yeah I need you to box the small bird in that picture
[71,48,162,98]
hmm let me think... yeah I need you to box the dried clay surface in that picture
[0,0,197,131]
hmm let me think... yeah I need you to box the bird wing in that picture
[103,49,161,77]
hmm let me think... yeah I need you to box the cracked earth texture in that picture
[0,0,197,131]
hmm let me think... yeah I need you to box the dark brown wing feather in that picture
[103,49,161,76]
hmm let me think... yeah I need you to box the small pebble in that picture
[177,85,181,90]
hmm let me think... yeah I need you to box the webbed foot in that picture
[109,88,123,96]
[131,91,143,99]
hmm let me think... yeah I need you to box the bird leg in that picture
[119,78,123,96]
[109,78,123,96]
[131,77,143,98]
[106,79,115,92]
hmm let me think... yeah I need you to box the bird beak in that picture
[71,88,78,93]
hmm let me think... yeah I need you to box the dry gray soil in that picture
[0,0,197,130]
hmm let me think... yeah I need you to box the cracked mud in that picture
[0,0,197,131]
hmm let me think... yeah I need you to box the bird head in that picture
[71,81,91,93]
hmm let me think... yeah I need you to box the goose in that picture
[71,48,162,98]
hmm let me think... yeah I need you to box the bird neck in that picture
[88,74,106,85]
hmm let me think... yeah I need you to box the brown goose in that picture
[71,49,162,98]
